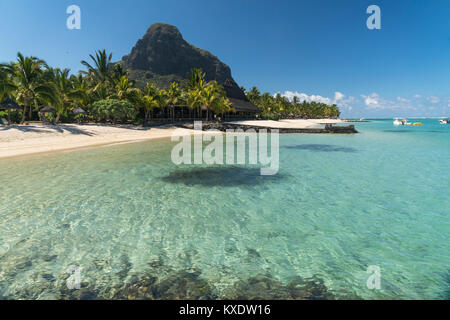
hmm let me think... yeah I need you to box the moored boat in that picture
[394,118,411,126]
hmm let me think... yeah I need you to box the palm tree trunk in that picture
[55,111,62,124]
[21,105,27,124]
[172,105,175,123]
[144,109,149,126]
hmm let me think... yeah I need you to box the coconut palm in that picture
[185,88,203,119]
[113,75,138,102]
[166,82,182,122]
[137,83,160,125]
[111,63,128,85]
[71,73,91,108]
[201,81,231,121]
[44,68,83,124]
[0,64,17,102]
[185,68,206,90]
[6,53,54,123]
[156,88,169,119]
[81,49,114,95]
[246,86,261,105]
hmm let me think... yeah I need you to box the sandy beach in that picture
[0,124,194,159]
[0,119,344,159]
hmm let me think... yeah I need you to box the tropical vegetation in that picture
[0,50,340,125]
[245,87,340,119]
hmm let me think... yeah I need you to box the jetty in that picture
[178,121,358,134]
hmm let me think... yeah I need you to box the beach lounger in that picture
[1,118,9,126]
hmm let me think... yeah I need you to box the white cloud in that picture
[397,96,410,103]
[280,91,332,104]
[362,93,380,108]
[361,93,417,111]
[334,92,345,101]
[279,91,358,111]
[427,96,440,104]
[279,91,447,116]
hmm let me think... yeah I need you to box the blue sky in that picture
[0,0,449,117]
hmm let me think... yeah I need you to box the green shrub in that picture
[261,113,280,121]
[0,110,21,123]
[88,99,137,123]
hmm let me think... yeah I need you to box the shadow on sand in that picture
[0,124,94,136]
[0,123,176,135]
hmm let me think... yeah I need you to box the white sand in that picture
[0,124,193,159]
[0,119,343,159]
[226,119,344,128]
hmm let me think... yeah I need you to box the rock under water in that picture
[1,267,343,300]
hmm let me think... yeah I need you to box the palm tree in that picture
[111,62,128,85]
[114,75,138,101]
[7,53,54,123]
[0,63,17,102]
[0,65,18,123]
[156,89,169,120]
[186,88,203,119]
[81,49,114,96]
[246,86,261,104]
[71,73,91,108]
[45,68,82,124]
[166,82,182,122]
[201,81,230,121]
[185,68,206,90]
[136,83,159,125]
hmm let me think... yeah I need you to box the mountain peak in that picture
[122,23,236,87]
[144,23,183,41]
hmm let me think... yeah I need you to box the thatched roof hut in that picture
[40,106,56,113]
[222,80,260,113]
[0,98,23,110]
[71,107,86,115]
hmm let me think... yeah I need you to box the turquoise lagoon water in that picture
[0,119,449,299]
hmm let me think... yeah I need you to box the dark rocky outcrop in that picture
[121,23,260,113]
[123,23,236,88]
[177,122,358,134]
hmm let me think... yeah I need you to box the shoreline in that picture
[0,124,194,160]
[0,119,352,159]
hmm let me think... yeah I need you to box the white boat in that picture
[393,118,403,125]
[439,119,449,124]
[394,118,410,125]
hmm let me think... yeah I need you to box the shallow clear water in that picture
[0,119,449,299]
